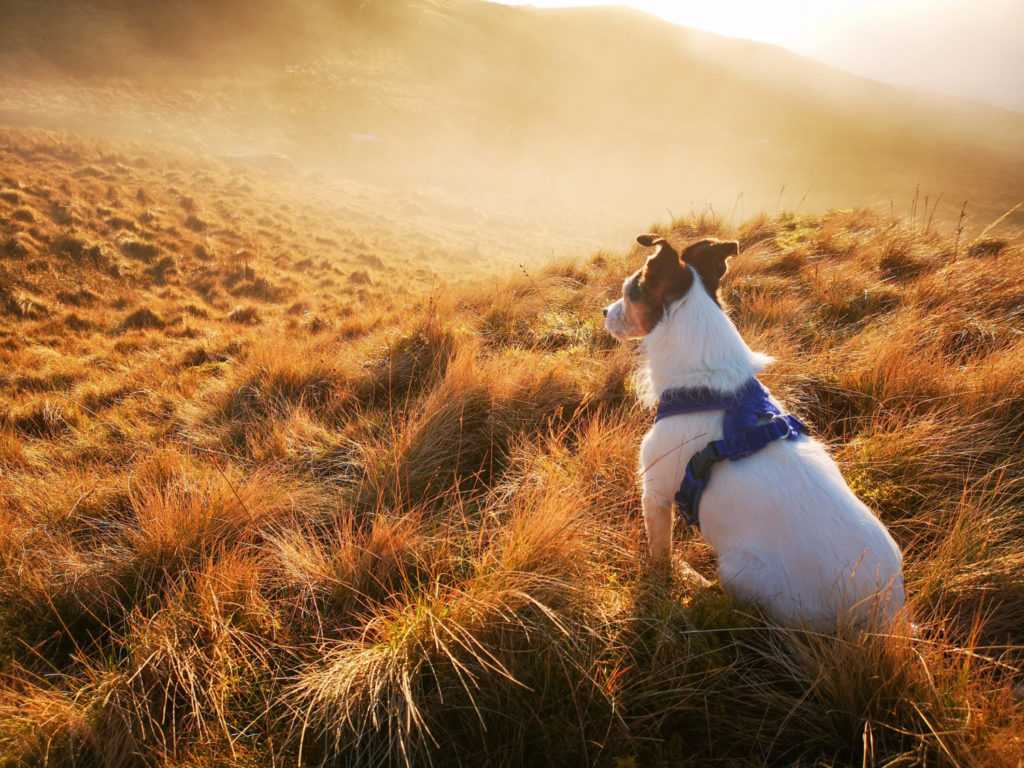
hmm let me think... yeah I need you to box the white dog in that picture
[604,234,906,631]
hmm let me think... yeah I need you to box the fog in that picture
[2,0,1022,265]
[496,0,1024,112]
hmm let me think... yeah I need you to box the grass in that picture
[1,128,1024,766]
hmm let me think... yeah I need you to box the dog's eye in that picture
[626,279,647,301]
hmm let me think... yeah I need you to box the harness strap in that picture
[673,413,804,528]
[655,377,765,422]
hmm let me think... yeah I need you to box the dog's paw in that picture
[675,557,713,590]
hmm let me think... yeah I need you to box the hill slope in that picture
[2,132,1024,764]
[2,0,1022,245]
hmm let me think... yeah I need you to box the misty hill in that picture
[2,0,1023,244]
[0,122,557,340]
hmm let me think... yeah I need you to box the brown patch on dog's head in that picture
[611,235,693,336]
[605,235,739,339]
[635,235,694,307]
[635,234,738,309]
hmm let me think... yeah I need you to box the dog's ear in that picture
[638,236,680,278]
[705,240,739,280]
[636,234,679,264]
[682,238,738,279]
[636,233,669,248]
[637,236,685,304]
[679,238,739,307]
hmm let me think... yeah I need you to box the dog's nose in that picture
[602,308,608,317]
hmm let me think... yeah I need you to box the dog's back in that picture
[642,411,905,630]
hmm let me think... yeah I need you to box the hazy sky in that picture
[491,0,1024,111]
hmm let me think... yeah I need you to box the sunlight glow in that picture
[489,0,923,47]
[489,0,1024,110]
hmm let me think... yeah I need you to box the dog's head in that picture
[603,235,738,341]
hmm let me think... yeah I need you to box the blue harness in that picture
[655,377,805,529]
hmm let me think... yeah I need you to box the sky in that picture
[490,0,1024,112]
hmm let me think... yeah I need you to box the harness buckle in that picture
[689,441,725,479]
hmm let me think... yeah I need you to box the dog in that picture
[604,234,906,631]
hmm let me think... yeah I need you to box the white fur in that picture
[609,267,906,631]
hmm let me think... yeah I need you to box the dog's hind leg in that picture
[716,548,807,626]
[642,492,673,563]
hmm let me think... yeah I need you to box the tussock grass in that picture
[121,306,167,331]
[267,509,435,623]
[1,194,1023,766]
[287,498,608,767]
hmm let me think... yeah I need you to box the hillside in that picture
[2,122,1024,764]
[2,0,1022,249]
[1,122,599,314]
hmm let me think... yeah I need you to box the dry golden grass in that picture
[2,130,1024,767]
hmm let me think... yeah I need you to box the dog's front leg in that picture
[642,492,673,563]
